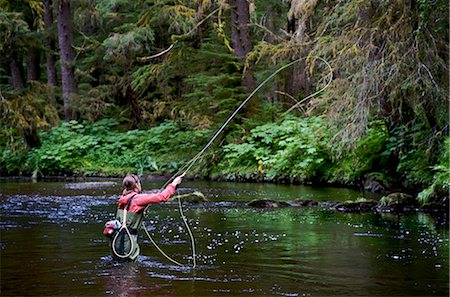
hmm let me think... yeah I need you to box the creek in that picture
[0,179,448,296]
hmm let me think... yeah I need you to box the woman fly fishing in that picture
[102,56,331,265]
[106,173,184,261]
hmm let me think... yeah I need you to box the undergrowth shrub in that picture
[384,124,437,190]
[27,119,209,176]
[0,145,29,175]
[417,137,449,204]
[215,116,332,182]
[327,121,389,185]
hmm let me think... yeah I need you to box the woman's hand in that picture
[171,173,185,187]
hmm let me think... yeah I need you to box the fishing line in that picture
[139,6,223,268]
[163,55,333,186]
[142,55,332,268]
[141,221,183,266]
[177,192,197,267]
[142,186,197,267]
[282,57,333,115]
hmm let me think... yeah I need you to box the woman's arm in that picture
[135,184,176,205]
[135,174,185,206]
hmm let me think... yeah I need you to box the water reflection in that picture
[102,259,147,297]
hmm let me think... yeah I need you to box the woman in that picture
[112,173,184,261]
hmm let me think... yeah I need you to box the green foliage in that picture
[417,0,448,33]
[0,144,29,175]
[25,119,209,176]
[216,116,331,182]
[417,138,450,204]
[103,26,155,65]
[249,0,448,150]
[0,12,30,52]
[131,38,246,126]
[382,124,438,189]
[182,47,245,120]
[0,82,60,153]
[328,121,389,184]
[29,121,99,174]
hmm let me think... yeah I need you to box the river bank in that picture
[1,119,448,209]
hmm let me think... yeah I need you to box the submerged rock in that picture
[248,199,291,208]
[377,192,418,212]
[320,201,340,208]
[334,199,378,213]
[288,199,319,207]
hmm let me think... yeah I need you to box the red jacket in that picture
[117,184,176,213]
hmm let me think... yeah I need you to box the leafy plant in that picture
[417,137,449,204]
[216,116,331,182]
[25,119,209,176]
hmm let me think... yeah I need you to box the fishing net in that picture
[112,228,134,258]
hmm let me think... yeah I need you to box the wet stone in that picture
[288,199,319,207]
[247,199,291,208]
[334,200,378,213]
[320,201,340,208]
[377,192,418,212]
[363,176,387,193]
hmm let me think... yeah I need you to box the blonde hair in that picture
[122,174,140,195]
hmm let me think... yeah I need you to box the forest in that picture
[0,0,448,205]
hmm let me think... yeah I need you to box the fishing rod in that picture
[134,0,333,270]
[141,55,333,268]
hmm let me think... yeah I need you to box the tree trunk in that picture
[85,0,97,35]
[285,1,315,105]
[8,45,41,148]
[8,45,26,89]
[230,0,252,59]
[23,3,41,83]
[287,15,296,34]
[27,49,40,81]
[264,3,277,44]
[286,61,310,103]
[57,0,77,120]
[44,0,57,86]
[229,0,256,116]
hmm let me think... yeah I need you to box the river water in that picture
[0,179,448,296]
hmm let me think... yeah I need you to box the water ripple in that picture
[0,194,116,225]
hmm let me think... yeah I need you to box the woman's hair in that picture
[122,174,140,195]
